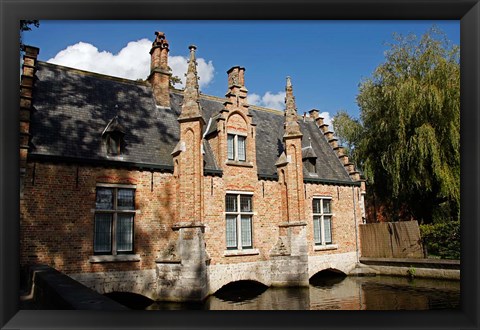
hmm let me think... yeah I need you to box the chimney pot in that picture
[309,109,320,120]
[148,31,171,108]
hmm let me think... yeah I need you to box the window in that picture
[227,134,246,161]
[102,116,125,157]
[225,193,253,249]
[305,158,316,174]
[94,186,135,255]
[312,198,333,245]
[106,133,122,155]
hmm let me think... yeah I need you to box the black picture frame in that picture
[1,0,478,329]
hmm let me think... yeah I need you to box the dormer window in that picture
[227,133,246,162]
[306,158,316,174]
[302,145,318,175]
[106,132,123,156]
[102,116,126,157]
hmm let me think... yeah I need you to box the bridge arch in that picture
[208,264,271,294]
[307,253,357,279]
[213,280,268,302]
[310,267,347,279]
[309,268,347,287]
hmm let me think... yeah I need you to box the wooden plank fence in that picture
[359,221,424,258]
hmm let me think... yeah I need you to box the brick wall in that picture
[20,161,176,274]
[305,183,362,256]
[20,162,361,273]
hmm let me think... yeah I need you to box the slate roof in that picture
[30,61,353,183]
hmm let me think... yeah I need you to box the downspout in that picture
[352,186,359,263]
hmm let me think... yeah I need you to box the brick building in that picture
[19,31,366,302]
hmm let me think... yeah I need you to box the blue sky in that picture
[22,20,460,124]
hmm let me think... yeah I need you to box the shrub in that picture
[419,220,460,259]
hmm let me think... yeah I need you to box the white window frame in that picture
[94,185,136,255]
[312,197,333,246]
[225,192,254,250]
[227,133,247,162]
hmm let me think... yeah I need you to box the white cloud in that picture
[247,91,286,111]
[47,40,214,88]
[168,56,214,89]
[247,93,261,106]
[248,92,332,127]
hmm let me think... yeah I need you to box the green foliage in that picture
[419,220,460,259]
[332,110,363,163]
[355,26,460,224]
[407,266,416,279]
[167,66,182,87]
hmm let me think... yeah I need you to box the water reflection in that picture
[145,276,460,310]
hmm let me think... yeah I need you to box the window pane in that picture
[226,215,237,248]
[312,199,321,214]
[323,199,332,214]
[237,136,246,161]
[108,136,119,155]
[117,214,134,252]
[324,216,332,244]
[94,214,112,252]
[309,158,316,173]
[313,216,321,244]
[227,134,235,160]
[226,194,237,212]
[240,195,252,212]
[96,188,113,210]
[117,189,135,210]
[241,216,252,248]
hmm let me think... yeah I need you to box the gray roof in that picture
[30,61,352,183]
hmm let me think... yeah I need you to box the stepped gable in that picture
[300,120,352,182]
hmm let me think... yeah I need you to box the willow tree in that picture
[332,110,363,167]
[356,27,460,224]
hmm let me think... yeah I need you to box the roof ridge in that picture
[37,61,149,87]
[39,61,287,116]
[172,90,285,116]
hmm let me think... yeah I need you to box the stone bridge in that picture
[68,250,358,302]
[68,225,358,302]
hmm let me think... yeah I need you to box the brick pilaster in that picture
[173,45,205,224]
[279,77,305,223]
[20,45,39,197]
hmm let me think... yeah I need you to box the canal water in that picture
[140,275,460,310]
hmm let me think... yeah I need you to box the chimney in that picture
[148,31,171,108]
[20,45,39,197]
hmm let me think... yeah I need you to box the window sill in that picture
[314,244,338,251]
[88,254,141,263]
[224,249,260,257]
[225,160,254,168]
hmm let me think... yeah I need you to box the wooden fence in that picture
[359,221,424,258]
